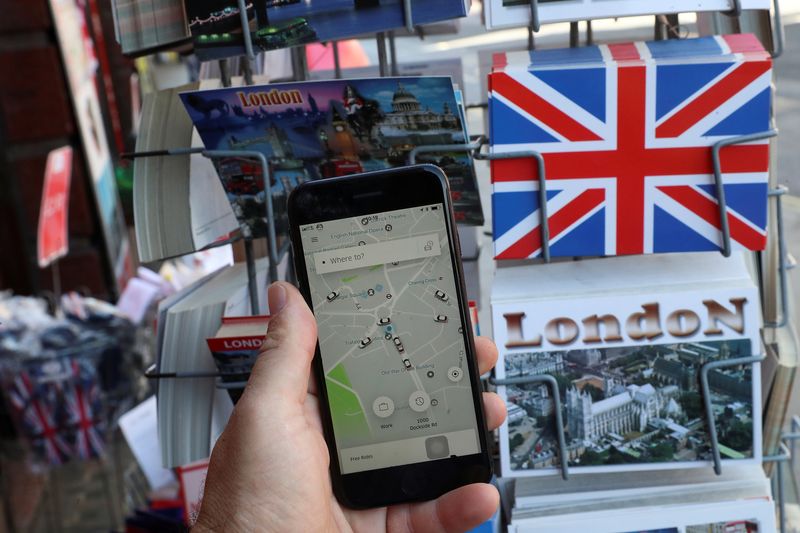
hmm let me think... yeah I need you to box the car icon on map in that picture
[403,359,413,370]
[393,337,405,353]
[434,315,448,323]
[434,290,448,302]
[378,317,391,325]
[359,337,372,348]
[326,291,339,302]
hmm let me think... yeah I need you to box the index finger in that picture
[475,336,499,376]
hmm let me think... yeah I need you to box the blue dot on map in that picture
[375,284,383,292]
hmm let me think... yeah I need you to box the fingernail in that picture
[268,282,288,314]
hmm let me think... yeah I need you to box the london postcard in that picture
[492,273,762,477]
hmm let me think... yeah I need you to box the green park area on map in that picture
[326,364,370,439]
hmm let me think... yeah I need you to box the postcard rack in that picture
[124,0,428,322]
[127,145,289,384]
[410,129,793,513]
[403,7,788,531]
[129,0,453,389]
[127,43,297,386]
[181,0,785,393]
[122,147,284,314]
[136,0,792,420]
[127,2,798,529]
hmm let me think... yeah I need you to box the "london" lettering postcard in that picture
[492,252,762,476]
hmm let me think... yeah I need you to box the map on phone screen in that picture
[300,204,481,473]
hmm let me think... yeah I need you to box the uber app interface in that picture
[301,204,480,474]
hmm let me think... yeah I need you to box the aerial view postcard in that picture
[493,288,761,476]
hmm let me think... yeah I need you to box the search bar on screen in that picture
[314,234,441,274]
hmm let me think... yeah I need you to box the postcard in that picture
[511,498,774,533]
[187,0,469,60]
[485,0,770,30]
[181,77,484,243]
[493,283,762,477]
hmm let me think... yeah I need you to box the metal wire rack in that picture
[129,2,795,530]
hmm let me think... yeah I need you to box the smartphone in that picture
[288,165,492,508]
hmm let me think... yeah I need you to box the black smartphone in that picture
[287,165,492,508]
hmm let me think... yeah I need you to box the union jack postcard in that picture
[489,35,772,260]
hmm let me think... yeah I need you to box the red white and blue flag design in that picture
[490,34,772,259]
[7,370,72,465]
[65,359,106,460]
[3,357,106,465]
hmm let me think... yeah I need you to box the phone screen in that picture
[299,203,481,474]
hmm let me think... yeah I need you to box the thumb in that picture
[245,282,318,405]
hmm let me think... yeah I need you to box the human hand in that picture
[194,282,507,532]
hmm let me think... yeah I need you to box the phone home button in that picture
[401,470,427,497]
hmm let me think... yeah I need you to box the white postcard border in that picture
[510,496,775,532]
